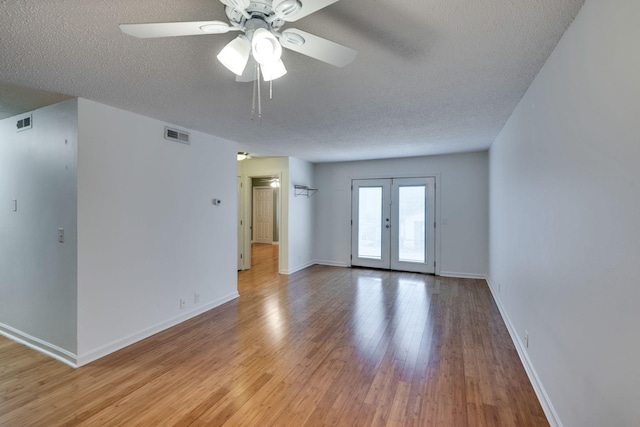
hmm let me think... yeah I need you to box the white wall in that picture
[76,99,238,365]
[314,152,488,277]
[488,0,640,425]
[238,157,289,273]
[287,157,316,274]
[0,100,78,362]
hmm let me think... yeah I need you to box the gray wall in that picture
[0,100,78,357]
[76,99,238,365]
[489,0,640,425]
[288,157,316,273]
[314,151,488,276]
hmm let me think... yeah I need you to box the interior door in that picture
[253,186,273,243]
[351,177,435,274]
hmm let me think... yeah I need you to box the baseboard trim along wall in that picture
[439,271,487,280]
[0,322,78,368]
[485,276,562,427]
[76,291,240,367]
[314,260,350,268]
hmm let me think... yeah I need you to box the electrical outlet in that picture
[12,199,17,212]
[180,298,186,309]
[58,228,65,243]
[194,293,200,304]
[524,330,529,348]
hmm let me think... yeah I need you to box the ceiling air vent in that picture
[16,114,33,132]
[164,126,190,145]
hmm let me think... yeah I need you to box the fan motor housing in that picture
[225,1,286,31]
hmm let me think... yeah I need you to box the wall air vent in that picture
[164,126,190,145]
[16,114,33,132]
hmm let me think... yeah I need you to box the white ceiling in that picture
[0,0,584,163]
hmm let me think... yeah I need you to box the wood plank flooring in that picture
[0,244,548,426]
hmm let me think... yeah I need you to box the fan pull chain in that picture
[251,63,258,121]
[269,80,273,100]
[257,65,262,123]
[250,64,263,123]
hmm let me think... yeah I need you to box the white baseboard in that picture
[439,271,487,279]
[485,276,562,427]
[75,291,239,367]
[282,260,316,275]
[0,322,78,368]
[314,260,350,268]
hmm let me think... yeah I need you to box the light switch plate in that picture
[58,228,65,243]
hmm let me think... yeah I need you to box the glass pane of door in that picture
[358,187,382,259]
[398,186,425,263]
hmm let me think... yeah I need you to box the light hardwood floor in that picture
[0,244,547,426]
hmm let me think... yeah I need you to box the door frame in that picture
[238,173,283,272]
[349,173,441,275]
[238,176,244,270]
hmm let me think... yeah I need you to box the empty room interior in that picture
[1,0,638,426]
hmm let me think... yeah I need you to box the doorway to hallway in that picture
[238,174,281,273]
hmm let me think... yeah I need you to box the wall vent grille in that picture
[16,114,33,132]
[164,126,190,145]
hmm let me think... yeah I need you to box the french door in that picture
[351,177,436,274]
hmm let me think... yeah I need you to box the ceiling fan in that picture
[119,0,358,82]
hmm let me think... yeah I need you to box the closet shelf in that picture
[294,185,318,198]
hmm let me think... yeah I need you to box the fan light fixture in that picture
[217,36,251,76]
[251,28,282,65]
[217,29,286,80]
[261,59,287,81]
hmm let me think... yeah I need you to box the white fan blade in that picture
[279,0,340,22]
[120,21,232,38]
[236,56,259,82]
[280,29,357,67]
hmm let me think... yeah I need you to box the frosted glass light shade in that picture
[261,59,287,81]
[217,36,251,76]
[251,28,282,65]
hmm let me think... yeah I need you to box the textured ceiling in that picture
[0,0,584,162]
[0,83,73,119]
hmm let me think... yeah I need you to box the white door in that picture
[350,179,391,269]
[237,177,244,270]
[351,177,436,274]
[253,187,273,243]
